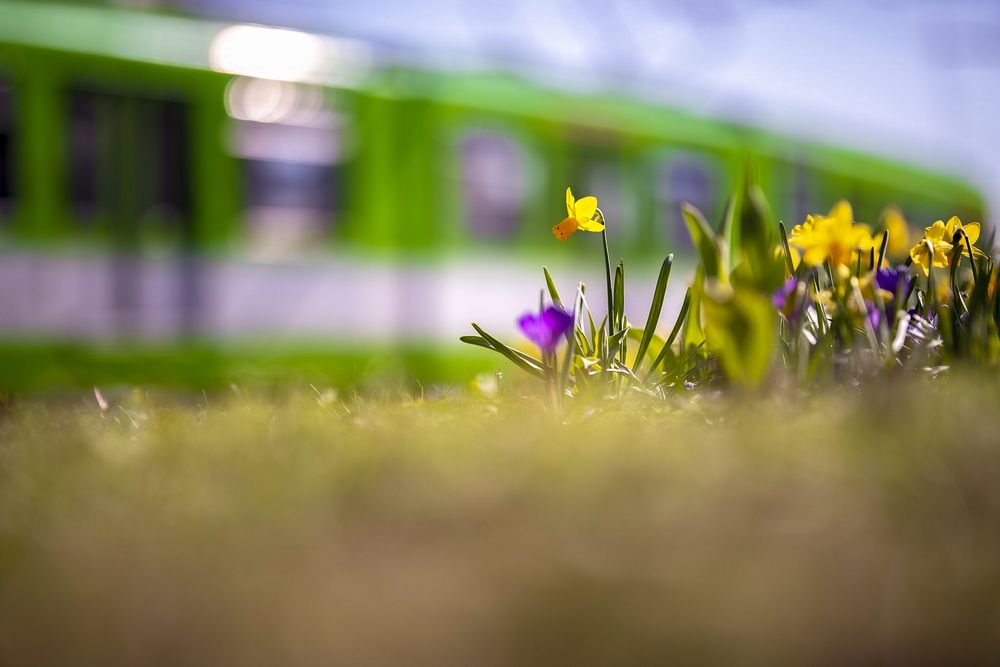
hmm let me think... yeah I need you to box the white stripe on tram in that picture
[0,250,691,344]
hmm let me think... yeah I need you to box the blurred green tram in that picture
[0,1,987,388]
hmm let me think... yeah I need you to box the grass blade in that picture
[469,324,546,379]
[613,261,625,332]
[644,286,692,381]
[719,196,736,274]
[876,230,889,270]
[542,266,563,309]
[683,204,723,280]
[632,253,673,372]
[778,221,795,276]
[460,335,549,372]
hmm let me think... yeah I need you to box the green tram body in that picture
[0,1,987,389]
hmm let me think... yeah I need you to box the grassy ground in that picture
[1,377,999,665]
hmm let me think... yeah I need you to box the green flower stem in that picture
[601,228,614,339]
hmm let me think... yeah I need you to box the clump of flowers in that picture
[465,182,999,401]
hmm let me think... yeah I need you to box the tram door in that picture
[67,86,197,338]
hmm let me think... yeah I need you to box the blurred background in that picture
[0,0,996,386]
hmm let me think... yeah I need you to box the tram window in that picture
[244,159,333,211]
[0,83,13,218]
[66,87,192,239]
[225,79,343,250]
[458,131,527,240]
[657,153,716,249]
[67,91,101,218]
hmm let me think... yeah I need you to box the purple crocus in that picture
[874,266,913,301]
[518,305,574,353]
[865,301,882,333]
[773,276,797,310]
[773,276,807,326]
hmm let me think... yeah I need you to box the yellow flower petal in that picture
[924,220,948,243]
[828,200,853,225]
[802,246,828,267]
[552,216,579,241]
[882,206,911,259]
[565,187,575,218]
[577,218,605,233]
[935,242,952,267]
[910,244,930,276]
[573,196,598,222]
[850,223,874,249]
[944,216,962,237]
[962,222,980,245]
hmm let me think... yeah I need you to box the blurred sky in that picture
[169,0,1000,213]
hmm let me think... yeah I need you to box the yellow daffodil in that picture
[908,215,988,275]
[909,220,953,275]
[881,206,912,262]
[789,200,873,268]
[552,187,604,240]
[942,216,987,259]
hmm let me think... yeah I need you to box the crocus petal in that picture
[565,187,575,218]
[573,196,598,222]
[541,306,574,340]
[552,217,579,241]
[874,266,912,298]
[517,313,551,350]
[773,276,796,310]
[517,305,573,352]
[865,301,882,333]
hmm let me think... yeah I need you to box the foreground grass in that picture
[1,378,999,665]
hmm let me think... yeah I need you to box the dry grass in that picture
[1,377,999,666]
